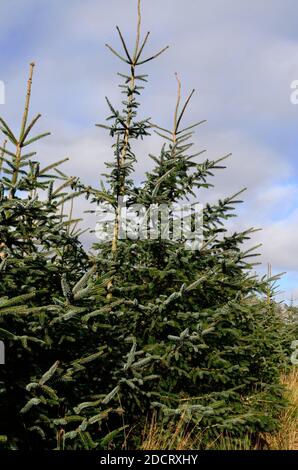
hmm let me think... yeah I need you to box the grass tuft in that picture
[140,368,298,450]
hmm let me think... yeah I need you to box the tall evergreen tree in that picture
[0,0,291,450]
[0,63,90,449]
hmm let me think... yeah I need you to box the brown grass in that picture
[140,415,259,451]
[140,368,298,450]
[264,367,298,450]
[140,413,201,450]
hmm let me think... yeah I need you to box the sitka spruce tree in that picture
[0,0,290,450]
[0,63,90,448]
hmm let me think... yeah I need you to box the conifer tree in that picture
[0,0,291,450]
[0,63,90,449]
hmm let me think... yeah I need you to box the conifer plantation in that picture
[0,0,295,450]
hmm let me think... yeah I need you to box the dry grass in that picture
[264,367,298,450]
[140,415,258,451]
[140,368,298,450]
[140,413,202,450]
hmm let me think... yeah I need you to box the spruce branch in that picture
[175,88,195,133]
[135,31,150,64]
[136,45,169,66]
[105,44,130,64]
[173,73,182,143]
[0,118,18,145]
[20,113,42,145]
[116,26,133,64]
[0,139,7,174]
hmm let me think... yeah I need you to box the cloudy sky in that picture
[0,0,298,303]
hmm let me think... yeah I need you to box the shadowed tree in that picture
[0,0,290,450]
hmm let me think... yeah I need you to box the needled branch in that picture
[173,73,182,143]
[0,139,7,174]
[173,73,195,139]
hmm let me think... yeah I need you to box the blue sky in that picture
[0,0,298,303]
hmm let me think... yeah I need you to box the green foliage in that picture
[0,1,293,450]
